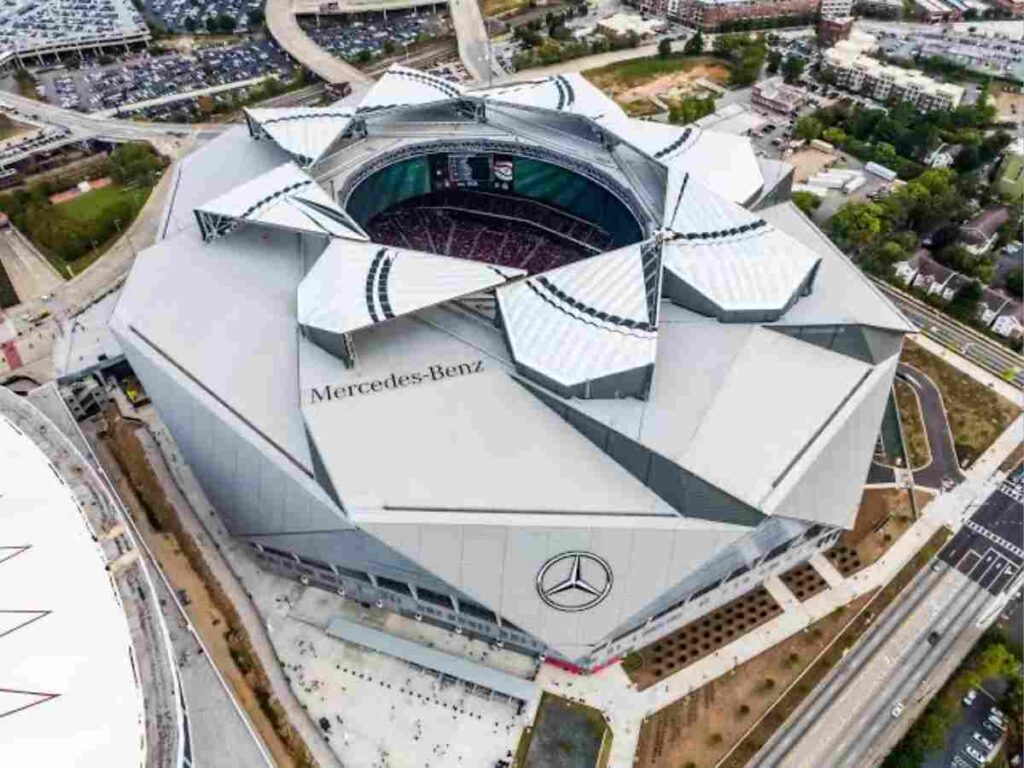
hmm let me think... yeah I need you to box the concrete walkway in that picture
[529,412,1024,768]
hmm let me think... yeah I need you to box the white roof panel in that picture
[245,107,354,167]
[661,129,763,204]
[358,65,466,112]
[601,118,701,163]
[298,240,524,336]
[497,243,659,387]
[0,416,143,768]
[196,161,367,241]
[473,74,625,122]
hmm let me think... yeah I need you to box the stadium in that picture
[111,67,914,670]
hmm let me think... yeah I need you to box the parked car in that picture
[963,689,977,706]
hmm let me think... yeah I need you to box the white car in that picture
[963,689,977,706]
[965,745,986,763]
[973,731,995,751]
[891,702,905,717]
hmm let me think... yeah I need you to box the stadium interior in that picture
[349,152,643,274]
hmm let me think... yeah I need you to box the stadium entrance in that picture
[345,152,644,275]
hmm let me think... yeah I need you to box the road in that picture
[875,280,1024,389]
[897,363,966,491]
[265,0,372,86]
[449,0,492,84]
[0,227,63,302]
[753,475,1024,768]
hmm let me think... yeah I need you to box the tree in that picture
[110,143,164,187]
[781,55,804,84]
[246,7,264,27]
[658,37,672,59]
[1005,268,1023,299]
[767,49,782,74]
[670,95,716,125]
[795,115,824,141]
[948,279,983,322]
[953,143,982,173]
[830,201,885,254]
[792,191,821,216]
[822,126,847,146]
[683,31,703,55]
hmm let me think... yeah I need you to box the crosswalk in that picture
[964,520,1024,560]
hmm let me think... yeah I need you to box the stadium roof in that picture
[245,107,354,168]
[195,161,367,242]
[0,414,142,767]
[298,240,525,338]
[112,69,913,659]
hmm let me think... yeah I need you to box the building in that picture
[823,35,965,111]
[818,15,854,45]
[111,67,914,672]
[977,286,1012,327]
[992,303,1023,340]
[820,0,854,15]
[0,0,149,70]
[752,77,807,115]
[910,254,960,299]
[637,0,818,30]
[960,206,1011,255]
[912,0,962,21]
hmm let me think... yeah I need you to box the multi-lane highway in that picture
[753,471,1024,768]
[875,280,1024,389]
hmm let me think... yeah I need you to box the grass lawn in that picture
[0,116,32,142]
[900,340,1021,467]
[894,379,930,469]
[54,182,153,276]
[480,0,533,17]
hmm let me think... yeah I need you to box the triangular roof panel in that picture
[357,65,466,113]
[245,107,354,167]
[497,242,660,391]
[473,74,625,122]
[195,162,368,242]
[661,129,764,204]
[298,239,524,337]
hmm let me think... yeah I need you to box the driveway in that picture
[898,363,966,490]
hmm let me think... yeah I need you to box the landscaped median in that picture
[901,340,1021,468]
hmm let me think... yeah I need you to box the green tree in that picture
[948,279,983,322]
[683,31,703,55]
[669,95,716,125]
[1005,268,1022,299]
[795,115,824,141]
[781,55,804,84]
[792,191,821,216]
[109,143,164,187]
[767,49,782,74]
[830,201,885,254]
[658,37,672,59]
[822,126,847,146]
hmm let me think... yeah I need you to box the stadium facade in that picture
[111,67,914,670]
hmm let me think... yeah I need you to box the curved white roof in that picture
[245,106,354,168]
[195,161,367,242]
[358,66,466,112]
[298,240,524,337]
[472,73,623,122]
[662,129,764,204]
[0,416,143,767]
[497,242,659,388]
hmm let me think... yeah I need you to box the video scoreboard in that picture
[430,153,514,192]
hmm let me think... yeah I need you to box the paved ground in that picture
[449,0,491,84]
[921,689,1006,768]
[897,363,966,491]
[0,228,63,303]
[753,458,1024,768]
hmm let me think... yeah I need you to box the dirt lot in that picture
[825,487,933,577]
[900,339,1021,467]
[584,56,729,114]
[635,594,872,768]
[894,379,930,469]
[991,85,1024,122]
[787,147,837,183]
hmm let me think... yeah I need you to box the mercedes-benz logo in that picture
[536,551,613,612]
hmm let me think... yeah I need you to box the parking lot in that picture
[299,10,447,63]
[142,0,261,34]
[922,688,1010,768]
[0,0,146,54]
[35,39,297,114]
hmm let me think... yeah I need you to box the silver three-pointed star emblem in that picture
[536,551,613,612]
